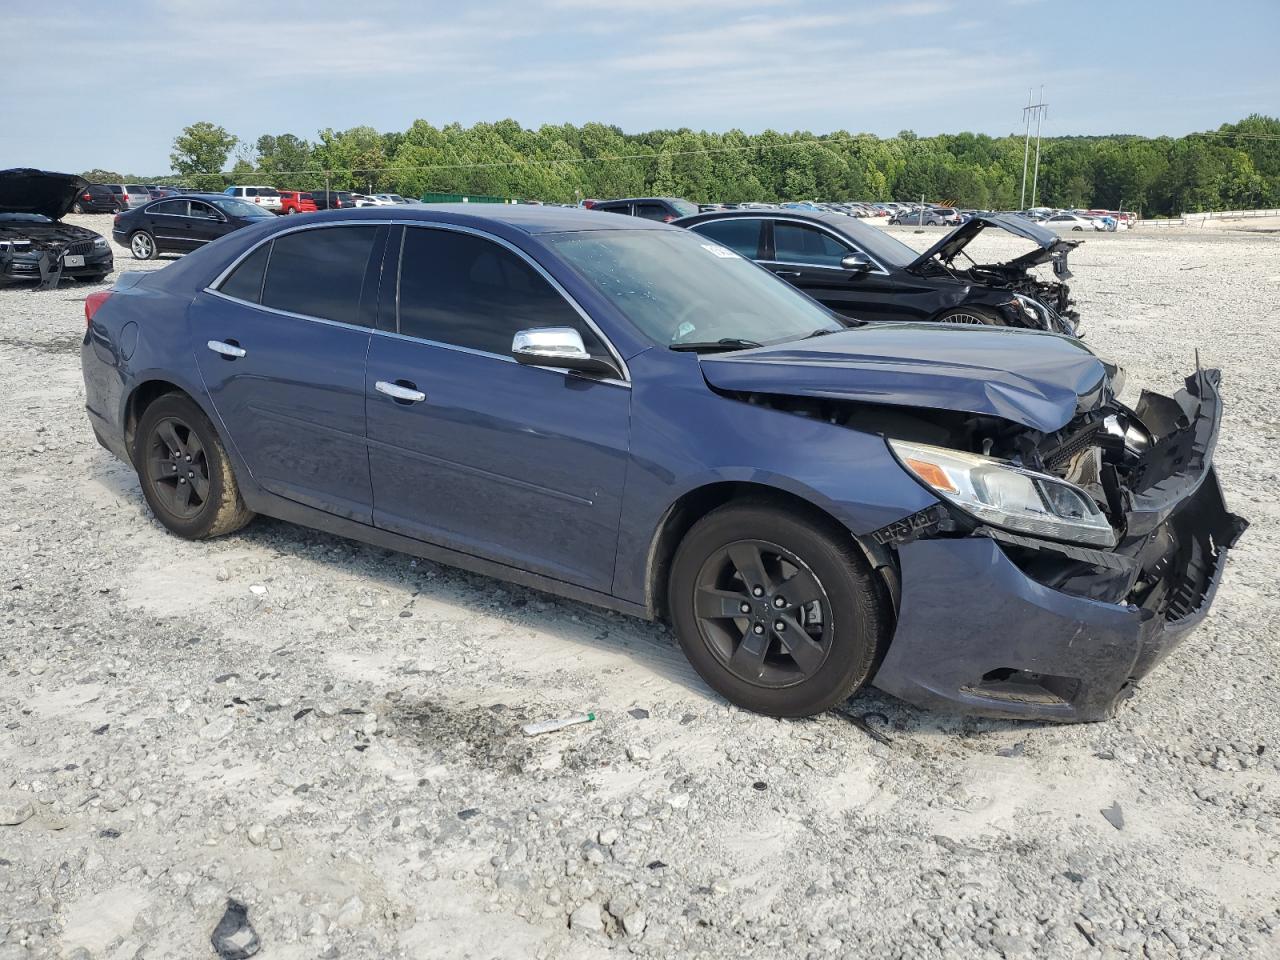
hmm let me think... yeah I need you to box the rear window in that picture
[126,185,149,194]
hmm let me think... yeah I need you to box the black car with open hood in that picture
[673,208,1080,336]
[0,168,114,288]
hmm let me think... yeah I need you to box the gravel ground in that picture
[1,215,1278,960]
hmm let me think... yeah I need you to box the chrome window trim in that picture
[694,214,892,275]
[203,218,631,388]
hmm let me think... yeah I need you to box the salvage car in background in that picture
[103,184,154,210]
[675,209,1080,334]
[1045,212,1105,232]
[112,194,275,259]
[0,169,113,287]
[279,191,318,215]
[223,185,283,214]
[81,205,1244,722]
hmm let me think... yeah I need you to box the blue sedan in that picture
[80,206,1245,721]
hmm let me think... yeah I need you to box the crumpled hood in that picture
[0,168,88,221]
[700,324,1110,433]
[906,213,1080,279]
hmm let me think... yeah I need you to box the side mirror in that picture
[840,252,873,273]
[512,327,619,378]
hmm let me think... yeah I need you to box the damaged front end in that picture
[870,367,1247,721]
[907,213,1082,336]
[0,168,113,289]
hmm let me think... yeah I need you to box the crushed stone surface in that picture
[1,216,1278,958]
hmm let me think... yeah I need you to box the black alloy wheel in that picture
[143,416,211,521]
[134,393,254,539]
[669,503,889,717]
[693,540,832,688]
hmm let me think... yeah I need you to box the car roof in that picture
[263,204,672,235]
[673,207,868,232]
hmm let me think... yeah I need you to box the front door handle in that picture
[207,339,246,359]
[772,269,802,278]
[375,380,426,404]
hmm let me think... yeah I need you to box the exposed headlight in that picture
[888,438,1116,547]
[1012,293,1049,324]
[93,236,109,249]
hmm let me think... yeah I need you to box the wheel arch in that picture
[643,480,899,624]
[123,379,204,464]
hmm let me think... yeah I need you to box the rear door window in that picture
[689,219,764,259]
[150,200,189,217]
[259,226,380,325]
[634,203,670,221]
[396,227,606,358]
[773,223,851,268]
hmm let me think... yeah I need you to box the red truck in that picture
[279,190,318,215]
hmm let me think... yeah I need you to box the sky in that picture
[3,0,1277,174]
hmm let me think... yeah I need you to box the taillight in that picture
[82,192,91,200]
[113,214,120,225]
[85,289,113,327]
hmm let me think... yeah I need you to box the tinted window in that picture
[634,203,670,221]
[261,226,379,325]
[690,219,764,259]
[188,201,219,219]
[150,200,189,216]
[219,242,271,304]
[125,185,149,195]
[397,228,604,358]
[596,202,629,215]
[245,188,258,197]
[773,223,850,267]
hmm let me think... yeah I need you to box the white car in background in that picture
[223,185,282,214]
[352,194,403,207]
[1044,213,1105,232]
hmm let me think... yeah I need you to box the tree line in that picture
[80,114,1280,217]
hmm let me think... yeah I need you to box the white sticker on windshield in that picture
[700,243,739,259]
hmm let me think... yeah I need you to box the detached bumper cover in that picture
[873,370,1247,722]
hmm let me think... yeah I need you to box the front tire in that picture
[934,306,1006,326]
[668,502,889,717]
[134,393,254,540]
[130,231,157,260]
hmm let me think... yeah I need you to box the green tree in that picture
[170,122,238,191]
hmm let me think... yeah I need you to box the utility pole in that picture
[1019,87,1048,210]
[1030,85,1047,208]
[1019,88,1033,210]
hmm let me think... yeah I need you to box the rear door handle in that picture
[375,380,426,403]
[772,269,802,278]
[207,339,246,359]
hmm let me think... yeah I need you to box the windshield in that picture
[669,199,698,217]
[212,197,273,219]
[841,221,923,268]
[550,229,843,348]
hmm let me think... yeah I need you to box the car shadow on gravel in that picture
[93,460,1066,737]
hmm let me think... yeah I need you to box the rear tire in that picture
[129,231,157,260]
[668,502,889,717]
[134,393,254,540]
[71,202,85,214]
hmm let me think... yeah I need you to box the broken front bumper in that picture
[872,370,1247,722]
